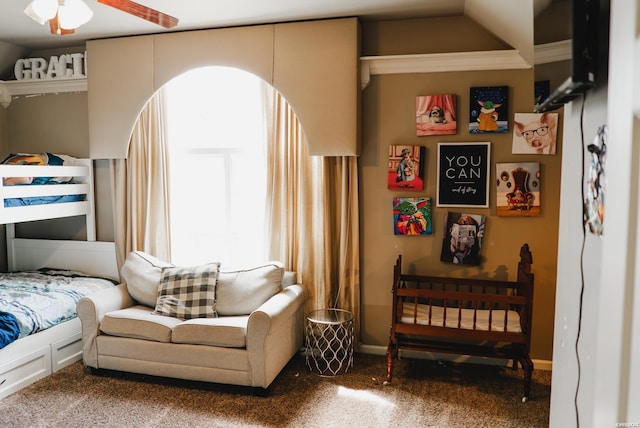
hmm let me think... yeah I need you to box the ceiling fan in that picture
[97,0,178,29]
[25,0,179,35]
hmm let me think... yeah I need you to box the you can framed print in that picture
[437,142,491,208]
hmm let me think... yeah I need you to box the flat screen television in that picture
[535,0,600,112]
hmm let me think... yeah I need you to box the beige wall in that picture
[6,92,89,157]
[2,91,114,245]
[2,15,560,361]
[87,18,360,159]
[360,16,560,361]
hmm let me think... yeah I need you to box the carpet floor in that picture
[0,352,551,427]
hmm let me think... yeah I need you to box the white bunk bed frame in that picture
[0,159,119,400]
[0,158,96,239]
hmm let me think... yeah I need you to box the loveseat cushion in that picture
[171,316,249,347]
[216,263,284,316]
[100,306,182,342]
[153,263,220,319]
[120,251,174,307]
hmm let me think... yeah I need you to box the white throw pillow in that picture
[216,262,285,316]
[120,251,174,307]
[153,263,220,319]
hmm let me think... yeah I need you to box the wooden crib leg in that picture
[521,356,534,403]
[385,343,398,383]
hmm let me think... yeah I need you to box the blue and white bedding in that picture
[4,193,85,207]
[1,153,86,208]
[0,269,118,349]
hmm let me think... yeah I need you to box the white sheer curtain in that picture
[263,84,361,343]
[110,89,171,267]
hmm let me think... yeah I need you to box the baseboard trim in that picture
[357,343,552,371]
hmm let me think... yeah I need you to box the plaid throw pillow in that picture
[153,263,220,319]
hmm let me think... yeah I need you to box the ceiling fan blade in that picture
[97,0,179,29]
[49,14,75,35]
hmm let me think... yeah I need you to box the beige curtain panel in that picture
[110,89,172,268]
[263,84,361,343]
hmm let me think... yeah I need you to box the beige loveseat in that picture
[77,252,307,392]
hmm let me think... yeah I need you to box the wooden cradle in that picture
[386,244,534,402]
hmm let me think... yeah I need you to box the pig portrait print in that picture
[512,112,559,155]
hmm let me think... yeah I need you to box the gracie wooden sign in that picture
[14,52,86,81]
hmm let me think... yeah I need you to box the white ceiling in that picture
[0,0,554,81]
[0,0,470,51]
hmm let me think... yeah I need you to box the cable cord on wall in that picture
[575,92,588,428]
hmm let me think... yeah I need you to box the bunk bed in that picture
[0,155,97,237]
[0,157,120,399]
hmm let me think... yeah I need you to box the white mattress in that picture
[401,303,522,333]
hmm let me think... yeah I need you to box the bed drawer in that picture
[52,332,83,372]
[0,346,51,400]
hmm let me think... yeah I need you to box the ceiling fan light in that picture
[24,0,58,25]
[57,0,93,30]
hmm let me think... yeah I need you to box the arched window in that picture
[163,67,267,267]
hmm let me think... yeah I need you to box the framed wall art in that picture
[392,197,433,235]
[388,145,426,190]
[440,211,486,266]
[436,142,490,208]
[512,112,559,155]
[416,94,457,136]
[496,162,541,217]
[469,86,509,133]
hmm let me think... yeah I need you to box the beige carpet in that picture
[0,352,550,427]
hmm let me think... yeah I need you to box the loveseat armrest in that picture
[246,284,307,387]
[77,283,136,368]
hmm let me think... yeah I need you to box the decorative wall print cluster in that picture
[388,145,426,190]
[469,86,509,134]
[440,211,485,265]
[388,85,559,262]
[392,197,433,235]
[436,142,490,208]
[416,94,457,136]
[512,112,559,155]
[496,162,541,217]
